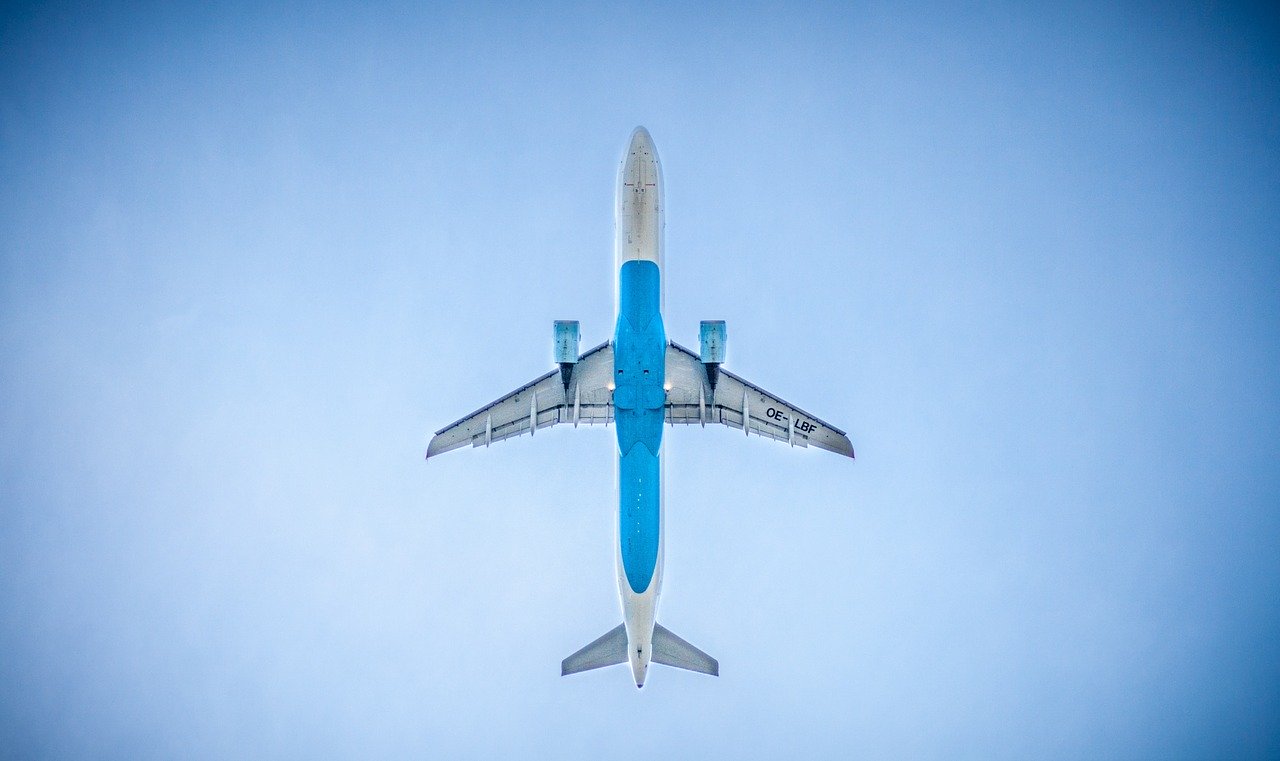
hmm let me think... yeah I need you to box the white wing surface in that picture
[425,342,614,459]
[664,342,855,458]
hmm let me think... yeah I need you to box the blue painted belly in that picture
[614,260,665,594]
[619,444,660,593]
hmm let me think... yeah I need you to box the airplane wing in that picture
[426,342,615,459]
[664,342,855,458]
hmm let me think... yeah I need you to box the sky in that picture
[1,1,1278,758]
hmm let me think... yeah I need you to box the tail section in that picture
[561,624,628,676]
[652,624,719,676]
[561,622,719,679]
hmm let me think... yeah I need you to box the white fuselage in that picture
[614,126,665,688]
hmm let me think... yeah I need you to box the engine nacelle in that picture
[699,320,726,364]
[555,320,580,388]
[699,320,726,391]
[554,320,580,363]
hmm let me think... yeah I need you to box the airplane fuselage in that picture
[612,127,665,688]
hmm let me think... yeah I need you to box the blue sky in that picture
[1,2,1277,758]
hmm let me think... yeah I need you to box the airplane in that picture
[425,126,854,688]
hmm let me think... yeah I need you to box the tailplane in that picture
[652,623,719,676]
[561,622,719,678]
[561,624,628,676]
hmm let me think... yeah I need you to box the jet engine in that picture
[554,320,580,388]
[699,320,726,390]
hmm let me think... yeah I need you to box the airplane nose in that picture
[622,126,659,187]
[629,126,653,153]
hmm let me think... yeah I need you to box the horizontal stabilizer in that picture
[652,624,719,676]
[561,624,628,676]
